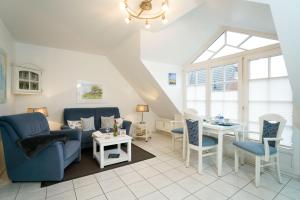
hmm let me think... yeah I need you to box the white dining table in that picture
[183,122,242,176]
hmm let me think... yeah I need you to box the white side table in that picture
[134,123,151,142]
[92,132,132,169]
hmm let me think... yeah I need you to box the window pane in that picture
[208,33,225,52]
[249,79,269,101]
[196,70,207,84]
[212,67,224,83]
[187,101,206,117]
[281,126,293,146]
[270,55,288,77]
[225,64,238,81]
[269,78,293,101]
[240,36,279,50]
[213,45,244,59]
[269,102,293,126]
[187,71,196,85]
[193,51,214,63]
[249,102,269,122]
[226,31,249,47]
[211,101,238,120]
[249,58,268,79]
[195,86,206,101]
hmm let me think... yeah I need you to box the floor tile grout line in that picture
[271,178,293,200]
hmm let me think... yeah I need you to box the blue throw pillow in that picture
[186,119,199,146]
[262,120,280,147]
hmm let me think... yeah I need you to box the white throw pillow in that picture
[116,118,123,128]
[101,116,114,129]
[67,120,82,130]
[81,116,96,131]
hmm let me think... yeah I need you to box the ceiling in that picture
[0,0,202,55]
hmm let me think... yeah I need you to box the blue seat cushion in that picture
[171,128,183,134]
[233,141,277,156]
[64,140,80,159]
[203,135,218,147]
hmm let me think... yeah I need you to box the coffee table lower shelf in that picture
[94,148,130,168]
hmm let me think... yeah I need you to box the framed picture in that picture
[168,73,176,85]
[77,81,103,104]
[0,50,6,104]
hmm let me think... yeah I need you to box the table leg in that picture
[217,133,223,176]
[100,144,104,169]
[128,141,132,162]
[93,140,96,159]
[117,144,121,151]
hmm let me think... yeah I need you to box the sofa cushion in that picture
[81,116,95,131]
[64,140,80,159]
[67,120,82,130]
[101,116,114,128]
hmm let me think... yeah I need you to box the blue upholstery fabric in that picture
[0,113,81,181]
[262,120,280,147]
[64,141,81,160]
[63,107,131,148]
[186,119,218,146]
[233,141,277,156]
[171,128,184,134]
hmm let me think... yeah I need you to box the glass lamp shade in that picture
[136,104,149,112]
[27,107,49,117]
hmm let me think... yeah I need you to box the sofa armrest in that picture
[51,129,82,141]
[122,120,132,135]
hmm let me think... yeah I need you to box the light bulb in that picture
[162,15,168,24]
[162,2,168,12]
[119,1,127,10]
[124,17,131,24]
[145,20,151,29]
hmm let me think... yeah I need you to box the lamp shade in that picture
[136,104,149,112]
[27,107,49,117]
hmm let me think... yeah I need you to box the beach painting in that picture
[168,73,176,85]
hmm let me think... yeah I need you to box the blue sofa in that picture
[0,113,81,181]
[63,107,132,149]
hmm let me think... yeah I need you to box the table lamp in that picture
[136,104,149,124]
[27,107,49,117]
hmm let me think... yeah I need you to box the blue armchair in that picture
[0,112,81,182]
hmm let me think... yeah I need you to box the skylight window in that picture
[193,31,279,63]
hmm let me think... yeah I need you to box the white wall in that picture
[0,19,15,116]
[142,59,183,112]
[14,43,157,130]
[0,19,15,176]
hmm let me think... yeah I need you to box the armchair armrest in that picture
[51,129,82,141]
[263,137,282,161]
[122,120,132,135]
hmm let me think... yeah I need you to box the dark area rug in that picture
[41,144,155,187]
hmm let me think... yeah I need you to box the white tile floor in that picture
[0,132,300,200]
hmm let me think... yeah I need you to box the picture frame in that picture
[0,50,6,104]
[77,81,103,104]
[168,73,176,85]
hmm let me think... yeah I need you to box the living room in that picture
[0,0,300,200]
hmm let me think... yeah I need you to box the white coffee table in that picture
[92,132,132,169]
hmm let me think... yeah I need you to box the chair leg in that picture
[234,147,239,172]
[198,149,203,174]
[275,155,282,184]
[255,156,261,187]
[186,147,190,167]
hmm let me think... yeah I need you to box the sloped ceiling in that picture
[0,0,203,55]
[141,0,276,65]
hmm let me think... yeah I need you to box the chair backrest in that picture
[184,112,203,147]
[0,112,50,140]
[258,114,286,148]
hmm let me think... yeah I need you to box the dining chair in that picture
[184,112,218,173]
[170,109,198,159]
[233,114,286,187]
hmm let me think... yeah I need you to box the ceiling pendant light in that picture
[120,0,169,29]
